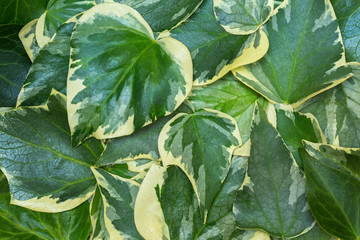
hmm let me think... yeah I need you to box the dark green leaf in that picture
[90,186,110,240]
[0,0,48,24]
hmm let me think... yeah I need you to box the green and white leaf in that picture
[17,19,77,107]
[0,91,103,212]
[0,24,31,107]
[298,62,360,148]
[97,0,203,32]
[168,0,269,85]
[232,0,352,108]
[90,186,110,240]
[233,104,314,238]
[0,192,92,240]
[290,224,337,240]
[159,108,241,217]
[35,0,95,48]
[68,3,193,146]
[213,0,274,35]
[331,0,360,62]
[189,73,268,143]
[302,142,360,240]
[18,19,41,62]
[91,167,142,239]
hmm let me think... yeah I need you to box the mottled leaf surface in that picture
[0,25,31,107]
[18,19,41,62]
[0,91,103,212]
[90,187,110,240]
[0,0,48,24]
[290,224,337,240]
[298,62,360,148]
[233,0,352,107]
[302,142,360,240]
[214,0,274,35]
[68,3,192,146]
[233,105,314,238]
[169,0,269,85]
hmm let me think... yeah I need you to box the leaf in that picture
[298,62,360,148]
[97,0,203,32]
[68,3,193,146]
[91,167,142,239]
[274,107,326,169]
[90,186,110,240]
[232,0,352,108]
[213,0,274,35]
[0,24,31,107]
[0,192,92,240]
[97,102,194,166]
[0,90,103,212]
[302,142,360,240]
[189,73,268,143]
[0,170,9,194]
[35,0,95,48]
[331,0,360,62]
[159,108,241,217]
[18,19,41,62]
[17,19,77,107]
[233,104,314,238]
[168,0,269,85]
[290,224,337,240]
[0,0,48,24]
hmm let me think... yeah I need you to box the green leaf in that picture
[298,62,360,148]
[290,224,337,240]
[274,107,326,169]
[168,0,269,85]
[232,0,352,108]
[233,104,314,238]
[91,167,142,239]
[213,0,274,35]
[0,0,48,24]
[331,0,360,62]
[189,73,268,143]
[0,24,31,107]
[0,170,9,194]
[302,142,360,240]
[68,3,193,146]
[159,108,241,217]
[19,19,41,62]
[35,0,95,48]
[0,91,103,212]
[0,192,91,240]
[90,186,110,240]
[17,19,77,107]
[97,0,203,32]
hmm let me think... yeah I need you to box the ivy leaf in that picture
[19,19,41,62]
[302,142,360,240]
[159,108,241,217]
[0,91,103,212]
[290,224,337,240]
[68,3,193,146]
[0,192,92,240]
[168,0,269,85]
[233,104,314,238]
[0,24,31,107]
[232,0,352,108]
[331,0,360,62]
[17,18,77,107]
[213,0,274,35]
[90,186,110,240]
[0,0,48,24]
[35,0,95,48]
[298,62,360,148]
[0,170,9,194]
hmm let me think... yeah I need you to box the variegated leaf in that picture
[290,224,337,240]
[213,0,274,35]
[0,25,31,107]
[168,0,269,85]
[90,186,110,240]
[17,19,77,107]
[233,104,314,238]
[302,142,360,240]
[35,0,95,48]
[159,108,241,217]
[68,3,193,146]
[91,167,142,239]
[298,62,360,148]
[0,91,103,212]
[18,19,41,62]
[232,0,352,108]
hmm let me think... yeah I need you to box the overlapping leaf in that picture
[233,105,314,238]
[0,91,103,212]
[290,224,337,240]
[90,187,110,240]
[232,0,352,107]
[68,3,193,146]
[302,142,360,240]
[19,19,41,62]
[168,0,269,85]
[0,0,48,24]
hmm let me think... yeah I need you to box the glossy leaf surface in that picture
[0,0,48,24]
